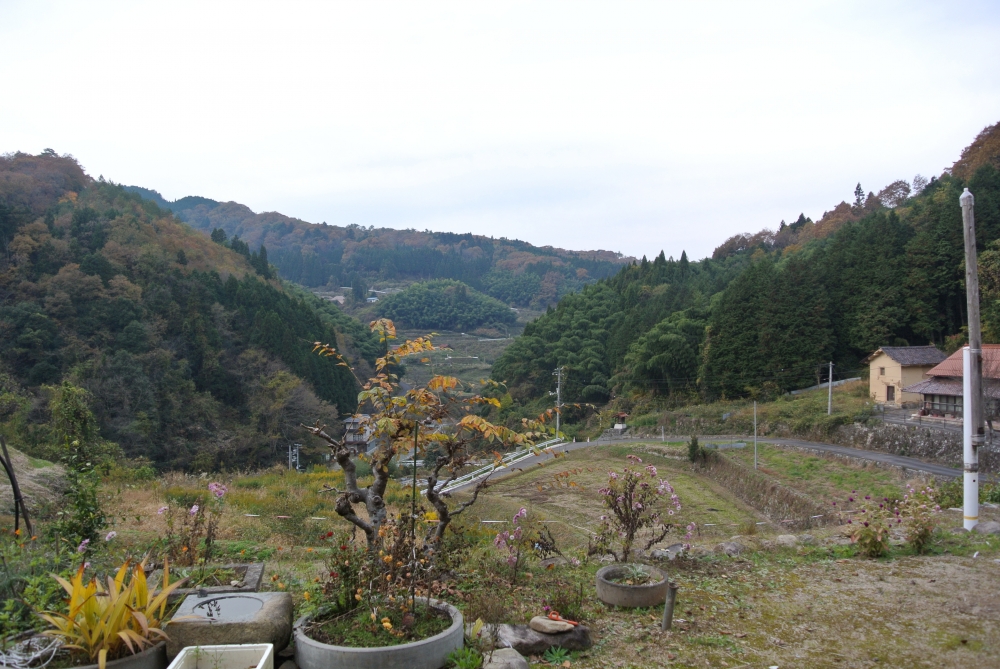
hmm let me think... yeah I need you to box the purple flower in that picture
[865,495,871,500]
[77,539,90,553]
[208,482,228,499]
[105,531,117,542]
[190,504,199,515]
[157,506,168,515]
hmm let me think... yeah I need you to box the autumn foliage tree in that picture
[303,318,539,553]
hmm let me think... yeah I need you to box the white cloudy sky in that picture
[2,1,999,259]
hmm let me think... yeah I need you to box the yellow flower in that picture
[355,593,362,601]
[386,575,392,582]
[370,612,376,621]
[382,621,392,631]
[303,592,311,601]
[306,548,313,553]
[14,529,21,536]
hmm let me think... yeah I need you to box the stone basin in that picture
[166,592,293,659]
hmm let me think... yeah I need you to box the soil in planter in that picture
[45,647,149,669]
[305,602,451,648]
[606,566,653,586]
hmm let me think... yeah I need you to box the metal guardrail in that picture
[418,437,565,496]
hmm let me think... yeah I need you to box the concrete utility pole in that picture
[552,367,564,436]
[827,361,834,415]
[961,187,982,531]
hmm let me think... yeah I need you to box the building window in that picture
[879,367,885,376]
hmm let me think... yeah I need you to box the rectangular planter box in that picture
[150,563,265,602]
[166,644,273,669]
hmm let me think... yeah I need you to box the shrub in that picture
[590,454,681,561]
[842,492,892,558]
[897,484,941,554]
[687,435,702,463]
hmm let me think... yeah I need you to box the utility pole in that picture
[753,400,758,470]
[961,187,982,531]
[827,361,834,415]
[552,367,564,437]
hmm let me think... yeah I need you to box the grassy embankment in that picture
[620,380,875,441]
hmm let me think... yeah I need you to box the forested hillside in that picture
[494,122,1000,410]
[0,152,374,471]
[125,187,627,308]
[376,280,516,332]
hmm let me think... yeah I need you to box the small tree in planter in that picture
[589,454,683,561]
[303,319,534,554]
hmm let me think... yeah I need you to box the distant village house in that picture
[903,344,1000,418]
[863,346,946,406]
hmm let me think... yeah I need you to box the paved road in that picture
[445,434,963,493]
[756,437,961,479]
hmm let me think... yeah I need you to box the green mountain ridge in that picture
[124,185,630,309]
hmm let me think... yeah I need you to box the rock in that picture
[278,661,297,669]
[476,623,592,655]
[529,616,575,633]
[539,556,569,568]
[651,543,686,561]
[166,592,293,658]
[950,526,971,534]
[797,534,815,544]
[483,648,529,669]
[713,542,745,557]
[775,535,798,547]
[974,521,1000,535]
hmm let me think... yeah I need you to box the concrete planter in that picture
[151,563,265,603]
[166,592,293,658]
[74,641,168,669]
[595,564,669,608]
[166,644,273,669]
[294,598,463,669]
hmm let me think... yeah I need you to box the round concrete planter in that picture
[294,598,463,669]
[74,642,168,669]
[595,564,669,608]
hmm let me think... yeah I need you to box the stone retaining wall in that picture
[826,423,1000,474]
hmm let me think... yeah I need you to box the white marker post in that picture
[960,187,981,531]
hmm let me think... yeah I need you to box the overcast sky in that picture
[2,1,999,260]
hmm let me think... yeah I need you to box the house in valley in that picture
[903,344,1000,418]
[863,346,946,406]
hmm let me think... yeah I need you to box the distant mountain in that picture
[0,153,376,471]
[123,187,630,308]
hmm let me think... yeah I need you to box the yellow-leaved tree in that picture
[302,319,552,552]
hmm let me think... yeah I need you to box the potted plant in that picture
[166,644,273,669]
[38,559,186,669]
[293,525,463,669]
[588,455,691,608]
[295,321,540,669]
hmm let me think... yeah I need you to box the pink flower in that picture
[105,531,117,542]
[157,506,168,515]
[208,482,228,498]
[77,539,90,553]
[190,505,199,515]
